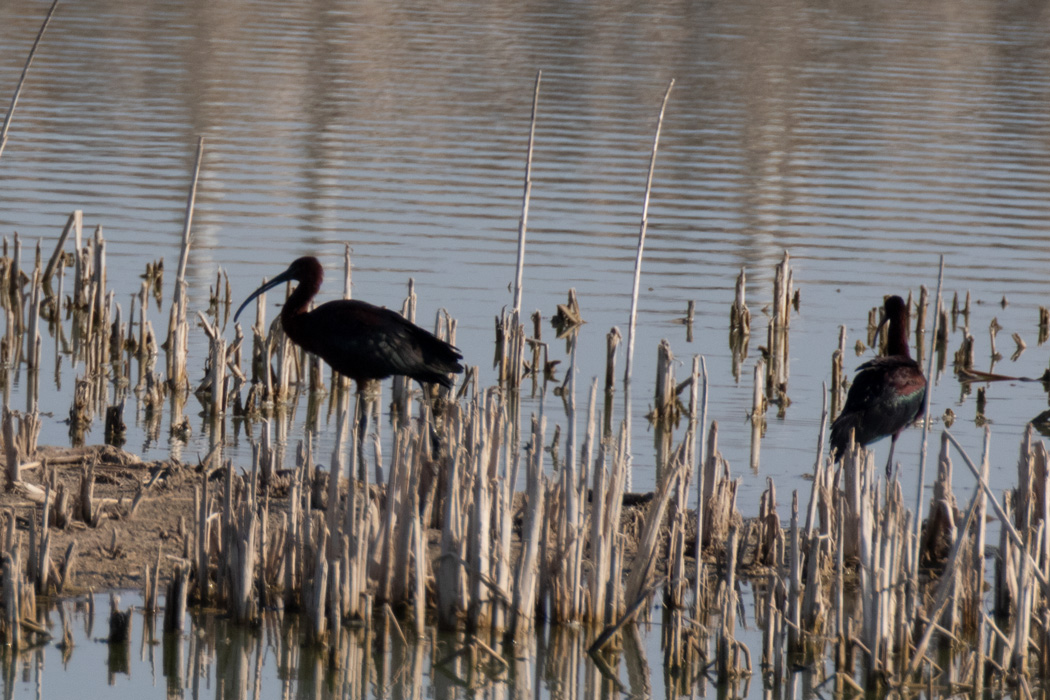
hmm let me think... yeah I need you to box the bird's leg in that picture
[885,434,899,479]
[416,381,445,459]
[391,375,413,431]
[368,382,383,480]
[354,381,381,483]
[350,387,365,483]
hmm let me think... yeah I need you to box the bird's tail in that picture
[418,369,460,389]
[420,343,464,389]
[829,413,860,460]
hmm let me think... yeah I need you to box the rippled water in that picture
[3,0,1050,696]
[3,592,779,700]
[3,0,1050,561]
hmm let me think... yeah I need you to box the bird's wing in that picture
[302,300,455,381]
[853,356,926,400]
[843,356,927,422]
[832,355,926,453]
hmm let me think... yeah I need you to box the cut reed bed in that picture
[0,217,1046,695]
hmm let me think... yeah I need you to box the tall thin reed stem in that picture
[623,79,674,488]
[512,71,540,314]
[0,0,59,162]
[623,79,674,387]
[176,137,205,284]
[910,256,944,594]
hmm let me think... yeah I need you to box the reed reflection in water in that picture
[11,595,745,700]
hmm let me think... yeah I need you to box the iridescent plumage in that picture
[830,295,926,475]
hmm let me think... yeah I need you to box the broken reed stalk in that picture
[142,548,160,612]
[434,438,460,626]
[624,449,687,606]
[163,563,190,635]
[589,422,629,628]
[730,268,750,333]
[915,285,929,364]
[79,460,97,527]
[196,312,227,419]
[716,525,742,682]
[971,439,991,695]
[0,0,60,162]
[549,330,586,623]
[3,408,19,488]
[661,357,700,617]
[24,264,41,370]
[603,328,621,436]
[488,395,514,635]
[750,359,765,471]
[42,210,80,295]
[765,252,792,410]
[228,502,259,624]
[988,317,1001,362]
[653,339,675,425]
[786,492,800,654]
[2,553,21,648]
[830,326,846,420]
[510,414,547,642]
[805,383,829,539]
[693,356,708,620]
[496,73,542,392]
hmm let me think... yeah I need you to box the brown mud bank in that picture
[0,444,198,592]
[1,444,706,595]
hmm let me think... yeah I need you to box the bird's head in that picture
[285,256,324,283]
[883,295,907,320]
[875,295,911,356]
[233,256,325,324]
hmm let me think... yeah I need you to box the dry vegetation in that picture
[4,21,1050,697]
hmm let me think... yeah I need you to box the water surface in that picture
[4,0,1050,697]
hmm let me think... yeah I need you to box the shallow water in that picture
[3,0,1050,696]
[10,592,782,700]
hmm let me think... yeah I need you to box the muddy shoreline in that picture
[4,444,708,597]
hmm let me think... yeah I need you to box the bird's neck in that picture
[281,278,321,319]
[885,317,911,357]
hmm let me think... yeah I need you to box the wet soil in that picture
[0,443,747,597]
[0,444,202,593]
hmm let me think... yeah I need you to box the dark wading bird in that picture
[233,256,464,390]
[830,295,927,476]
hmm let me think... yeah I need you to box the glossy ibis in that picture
[830,295,927,476]
[233,256,464,389]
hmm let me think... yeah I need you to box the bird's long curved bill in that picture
[872,314,890,351]
[233,272,291,324]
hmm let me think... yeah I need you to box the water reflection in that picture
[20,599,691,700]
